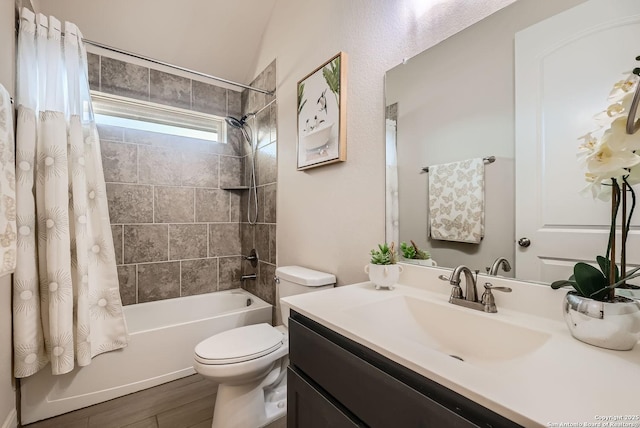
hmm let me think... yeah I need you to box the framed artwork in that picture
[296,52,347,170]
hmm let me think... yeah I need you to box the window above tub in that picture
[90,91,226,143]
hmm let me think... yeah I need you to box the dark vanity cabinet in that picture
[287,310,522,428]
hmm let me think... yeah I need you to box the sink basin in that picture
[345,295,550,364]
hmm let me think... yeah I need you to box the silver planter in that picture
[563,291,640,351]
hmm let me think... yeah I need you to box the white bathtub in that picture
[20,289,272,424]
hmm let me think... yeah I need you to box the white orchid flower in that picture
[601,117,640,151]
[608,74,638,102]
[585,139,640,178]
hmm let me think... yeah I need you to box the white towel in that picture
[428,158,484,244]
[0,84,16,275]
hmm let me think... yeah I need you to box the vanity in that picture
[282,263,640,427]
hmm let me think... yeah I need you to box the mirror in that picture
[385,0,588,281]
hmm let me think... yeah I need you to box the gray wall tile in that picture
[155,187,194,223]
[124,225,168,264]
[138,262,180,303]
[257,262,276,305]
[257,142,277,186]
[209,224,240,256]
[150,69,191,110]
[106,184,153,224]
[255,224,269,269]
[196,189,229,222]
[97,124,124,142]
[101,57,149,101]
[270,102,277,143]
[192,81,226,116]
[182,152,219,188]
[219,156,243,188]
[240,222,254,258]
[111,225,123,265]
[169,224,207,260]
[228,90,242,119]
[99,55,277,307]
[181,258,218,295]
[138,146,182,185]
[230,191,241,223]
[102,141,137,184]
[263,60,277,105]
[219,257,241,290]
[256,186,265,223]
[87,52,100,91]
[257,108,270,150]
[269,224,276,264]
[117,265,136,305]
[264,184,276,224]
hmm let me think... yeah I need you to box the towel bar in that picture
[421,156,495,173]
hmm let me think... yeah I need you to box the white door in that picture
[515,0,640,282]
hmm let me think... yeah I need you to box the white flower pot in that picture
[563,291,640,351]
[365,264,403,290]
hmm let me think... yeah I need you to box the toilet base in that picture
[210,364,287,428]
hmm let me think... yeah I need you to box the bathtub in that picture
[20,289,272,424]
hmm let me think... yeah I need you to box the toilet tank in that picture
[276,266,335,327]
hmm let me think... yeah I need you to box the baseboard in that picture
[1,409,17,428]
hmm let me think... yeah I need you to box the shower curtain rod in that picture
[420,156,496,173]
[83,39,274,96]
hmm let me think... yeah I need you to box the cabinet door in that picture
[287,368,363,428]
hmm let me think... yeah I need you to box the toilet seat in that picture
[195,323,284,365]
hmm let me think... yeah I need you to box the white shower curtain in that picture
[13,8,128,378]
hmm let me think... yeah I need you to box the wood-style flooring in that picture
[23,374,287,428]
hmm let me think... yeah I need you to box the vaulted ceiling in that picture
[34,0,278,84]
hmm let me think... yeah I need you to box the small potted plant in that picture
[400,240,435,266]
[365,242,403,290]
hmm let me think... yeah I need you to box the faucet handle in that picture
[483,283,512,293]
[439,274,463,300]
[481,283,512,313]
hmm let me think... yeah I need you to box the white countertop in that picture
[281,263,640,427]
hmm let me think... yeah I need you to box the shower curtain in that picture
[13,8,128,378]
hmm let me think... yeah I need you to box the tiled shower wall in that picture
[239,61,278,306]
[88,52,277,306]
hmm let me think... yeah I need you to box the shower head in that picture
[225,112,257,129]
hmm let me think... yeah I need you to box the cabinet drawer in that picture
[287,368,363,428]
[289,312,520,428]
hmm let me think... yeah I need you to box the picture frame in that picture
[296,52,347,170]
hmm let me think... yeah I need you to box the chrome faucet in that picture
[487,257,511,276]
[449,265,478,303]
[439,265,512,313]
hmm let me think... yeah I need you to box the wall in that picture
[251,0,520,285]
[0,0,16,425]
[88,53,269,304]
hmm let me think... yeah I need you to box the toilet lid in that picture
[195,323,284,365]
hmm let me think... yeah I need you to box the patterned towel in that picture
[0,84,16,274]
[428,158,484,244]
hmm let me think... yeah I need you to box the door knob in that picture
[518,237,531,247]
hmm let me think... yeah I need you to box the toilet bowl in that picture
[193,266,335,428]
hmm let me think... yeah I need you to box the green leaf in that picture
[322,57,341,106]
[573,262,609,300]
[550,280,576,289]
[297,83,307,114]
[596,256,619,283]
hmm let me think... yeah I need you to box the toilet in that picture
[193,266,336,428]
